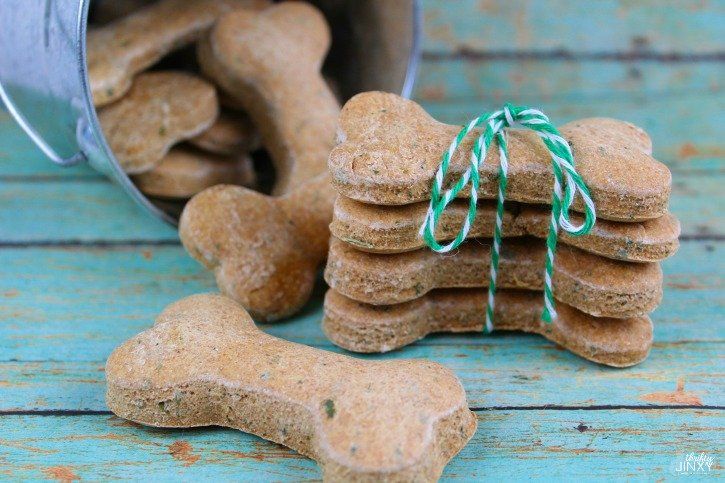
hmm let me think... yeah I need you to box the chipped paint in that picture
[640,378,704,406]
[678,142,699,159]
[168,440,200,466]
[677,142,725,160]
[219,441,299,462]
[666,280,706,290]
[0,438,56,454]
[42,466,80,482]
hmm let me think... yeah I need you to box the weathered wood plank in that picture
[0,241,721,410]
[0,109,100,179]
[0,180,177,242]
[0,246,216,362]
[416,59,723,104]
[670,175,724,237]
[1,339,722,412]
[0,240,721,360]
[0,411,721,481]
[421,0,725,54]
[0,169,721,244]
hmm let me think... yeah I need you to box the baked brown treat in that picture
[189,111,261,156]
[179,174,336,321]
[329,92,671,222]
[107,294,477,481]
[331,196,680,262]
[325,237,662,318]
[133,147,256,199]
[198,2,340,195]
[323,288,653,367]
[99,71,218,174]
[88,0,269,106]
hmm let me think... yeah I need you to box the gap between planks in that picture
[422,49,725,62]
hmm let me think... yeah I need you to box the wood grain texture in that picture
[0,180,177,243]
[0,171,721,243]
[1,411,721,481]
[421,0,725,54]
[0,241,721,359]
[416,60,723,103]
[1,339,721,412]
[0,242,721,411]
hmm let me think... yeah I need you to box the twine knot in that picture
[419,105,596,332]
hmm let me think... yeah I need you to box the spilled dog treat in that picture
[325,237,662,318]
[106,293,477,480]
[133,147,256,199]
[99,71,218,174]
[179,174,336,321]
[198,2,340,195]
[329,92,672,221]
[332,196,681,262]
[324,289,653,367]
[189,111,261,156]
[88,0,269,106]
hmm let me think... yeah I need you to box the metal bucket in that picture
[0,0,421,224]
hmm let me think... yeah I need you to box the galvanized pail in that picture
[0,0,421,224]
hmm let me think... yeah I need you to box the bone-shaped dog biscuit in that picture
[198,2,341,195]
[133,147,256,199]
[179,174,336,321]
[329,92,671,221]
[91,0,154,25]
[106,294,477,481]
[99,71,218,174]
[88,0,269,106]
[326,237,662,318]
[324,289,653,367]
[332,196,680,262]
[189,111,261,156]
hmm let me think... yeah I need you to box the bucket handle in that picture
[0,80,86,167]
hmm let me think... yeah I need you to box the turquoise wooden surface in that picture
[1,410,722,481]
[1,1,723,481]
[420,0,725,53]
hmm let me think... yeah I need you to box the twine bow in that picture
[419,104,596,332]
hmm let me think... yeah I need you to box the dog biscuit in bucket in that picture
[133,147,256,199]
[98,71,218,174]
[198,2,341,195]
[88,0,269,106]
[189,111,261,156]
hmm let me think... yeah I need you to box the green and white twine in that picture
[419,104,596,332]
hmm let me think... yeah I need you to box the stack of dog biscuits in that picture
[89,0,340,213]
[322,91,681,367]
